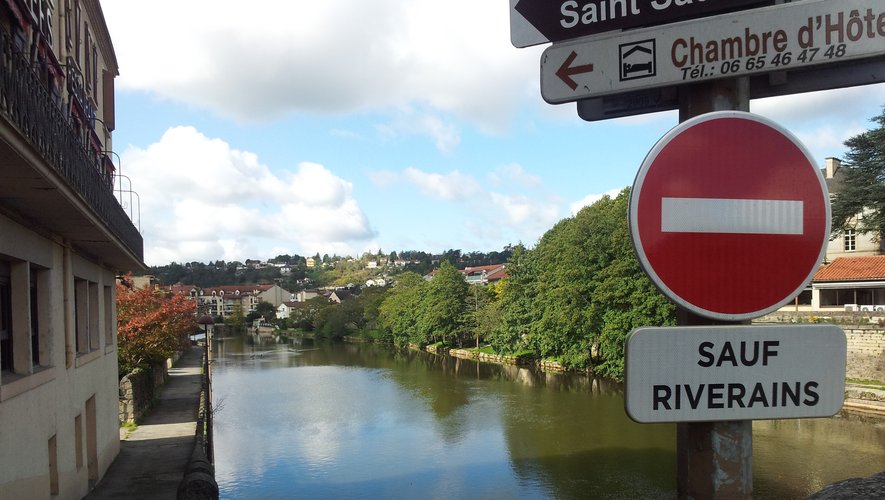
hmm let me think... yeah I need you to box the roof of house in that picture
[814,256,885,281]
[160,283,279,297]
[164,283,197,295]
[822,167,845,195]
[201,285,270,295]
[461,264,506,276]
[486,267,509,282]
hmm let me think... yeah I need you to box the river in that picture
[211,336,885,499]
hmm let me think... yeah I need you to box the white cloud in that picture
[753,83,885,161]
[571,188,624,216]
[370,108,462,153]
[753,85,885,126]
[123,126,375,265]
[488,163,542,189]
[366,170,400,189]
[102,0,541,140]
[403,167,482,201]
[363,164,560,250]
[490,193,560,226]
[330,129,363,141]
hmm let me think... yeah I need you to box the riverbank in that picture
[843,384,885,416]
[380,340,885,415]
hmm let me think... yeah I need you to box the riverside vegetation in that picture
[281,189,676,381]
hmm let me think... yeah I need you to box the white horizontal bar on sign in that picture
[661,198,803,235]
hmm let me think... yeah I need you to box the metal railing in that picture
[0,28,143,262]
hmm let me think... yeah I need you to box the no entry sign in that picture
[629,111,829,320]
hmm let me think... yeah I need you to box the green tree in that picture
[254,301,276,321]
[528,206,601,368]
[227,303,247,335]
[291,296,331,331]
[356,287,388,336]
[491,244,538,354]
[831,106,885,241]
[469,285,500,349]
[418,261,469,346]
[494,190,675,378]
[586,192,675,378]
[378,272,426,346]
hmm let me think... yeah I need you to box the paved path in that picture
[87,347,204,500]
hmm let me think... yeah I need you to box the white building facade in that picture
[0,1,143,497]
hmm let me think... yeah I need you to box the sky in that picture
[99,1,885,267]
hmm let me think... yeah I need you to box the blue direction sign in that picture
[510,0,771,48]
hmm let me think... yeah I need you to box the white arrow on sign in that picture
[661,198,804,235]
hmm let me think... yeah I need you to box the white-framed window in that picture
[844,229,856,252]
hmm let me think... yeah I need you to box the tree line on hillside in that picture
[145,248,515,291]
[284,189,676,380]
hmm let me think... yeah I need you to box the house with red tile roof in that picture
[775,159,884,313]
[459,264,508,285]
[161,283,293,319]
[485,266,509,285]
[810,255,885,311]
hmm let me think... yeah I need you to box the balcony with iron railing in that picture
[0,27,143,268]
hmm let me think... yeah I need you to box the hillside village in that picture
[137,251,511,324]
[133,157,885,327]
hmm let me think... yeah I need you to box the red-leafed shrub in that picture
[117,277,198,376]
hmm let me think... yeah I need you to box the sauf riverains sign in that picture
[625,326,846,423]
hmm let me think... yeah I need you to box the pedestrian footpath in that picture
[86,346,204,500]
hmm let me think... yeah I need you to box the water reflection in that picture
[211,337,885,499]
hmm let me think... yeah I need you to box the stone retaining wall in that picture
[119,359,170,424]
[119,369,150,424]
[450,348,542,368]
[425,344,450,354]
[843,327,885,381]
[757,315,885,381]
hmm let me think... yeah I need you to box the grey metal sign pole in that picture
[675,78,753,499]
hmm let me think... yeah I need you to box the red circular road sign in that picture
[630,111,830,321]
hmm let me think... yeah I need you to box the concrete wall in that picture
[0,213,121,499]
